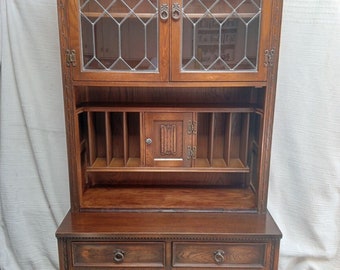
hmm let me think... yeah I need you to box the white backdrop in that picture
[0,0,339,269]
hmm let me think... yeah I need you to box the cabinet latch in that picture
[187,146,197,160]
[66,49,76,67]
[264,49,275,67]
[188,121,197,135]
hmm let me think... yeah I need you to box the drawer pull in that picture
[213,249,225,264]
[113,249,125,263]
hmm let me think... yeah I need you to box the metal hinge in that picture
[187,146,197,160]
[188,121,197,135]
[264,49,275,67]
[66,49,76,67]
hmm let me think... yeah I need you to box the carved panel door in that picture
[144,112,193,167]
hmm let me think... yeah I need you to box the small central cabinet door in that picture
[145,112,193,167]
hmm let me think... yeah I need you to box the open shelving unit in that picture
[72,86,264,212]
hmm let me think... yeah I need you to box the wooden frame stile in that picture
[58,0,82,212]
[257,0,284,213]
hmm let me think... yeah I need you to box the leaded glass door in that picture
[68,0,170,81]
[170,0,272,81]
[67,0,272,82]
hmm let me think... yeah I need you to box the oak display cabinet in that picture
[56,0,283,269]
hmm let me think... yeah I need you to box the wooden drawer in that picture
[172,242,266,268]
[72,242,165,268]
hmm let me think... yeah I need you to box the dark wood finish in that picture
[57,212,281,270]
[80,187,257,211]
[172,242,266,267]
[72,242,165,267]
[56,0,283,268]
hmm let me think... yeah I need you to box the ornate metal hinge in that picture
[188,121,197,135]
[187,146,197,160]
[66,49,76,67]
[264,49,275,67]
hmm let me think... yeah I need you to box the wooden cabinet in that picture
[56,0,283,269]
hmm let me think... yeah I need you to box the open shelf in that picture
[74,86,263,211]
[88,157,249,173]
[78,110,258,169]
[80,187,257,212]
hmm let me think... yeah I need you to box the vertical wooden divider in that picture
[224,113,232,167]
[191,112,197,167]
[139,112,145,166]
[240,113,250,166]
[105,112,112,166]
[208,113,215,166]
[123,112,128,166]
[87,111,96,166]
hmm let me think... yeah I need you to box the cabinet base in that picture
[56,211,281,269]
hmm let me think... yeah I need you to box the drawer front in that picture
[173,242,266,268]
[72,242,165,268]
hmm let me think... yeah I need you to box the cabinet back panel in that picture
[87,172,246,188]
[75,87,264,109]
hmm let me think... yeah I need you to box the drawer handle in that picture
[214,249,225,264]
[113,249,125,263]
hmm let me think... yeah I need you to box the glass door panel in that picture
[171,0,270,82]
[70,0,169,81]
[80,0,158,71]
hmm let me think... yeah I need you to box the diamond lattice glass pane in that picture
[81,0,105,23]
[210,1,233,20]
[182,18,194,68]
[121,15,145,69]
[95,17,119,68]
[87,58,106,69]
[181,0,262,72]
[97,0,114,9]
[107,0,130,23]
[209,58,229,70]
[134,0,157,23]
[234,58,254,70]
[79,0,158,72]
[220,19,238,65]
[236,0,260,23]
[146,18,158,70]
[81,16,94,67]
[229,18,245,69]
[227,0,244,8]
[246,15,260,67]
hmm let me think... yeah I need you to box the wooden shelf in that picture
[80,187,257,212]
[88,157,249,173]
[76,103,258,113]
